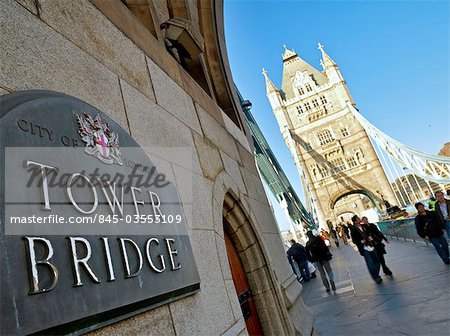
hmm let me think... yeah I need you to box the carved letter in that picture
[130,187,144,216]
[26,161,58,210]
[165,238,181,271]
[99,180,124,216]
[17,119,29,132]
[148,191,163,217]
[101,237,116,281]
[68,237,101,286]
[66,173,98,214]
[23,237,59,294]
[145,238,166,273]
[119,238,143,278]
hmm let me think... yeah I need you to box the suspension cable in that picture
[375,139,406,207]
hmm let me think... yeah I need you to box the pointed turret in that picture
[262,68,279,95]
[317,42,344,84]
[262,68,284,110]
[317,42,354,104]
[318,42,336,68]
[282,44,297,61]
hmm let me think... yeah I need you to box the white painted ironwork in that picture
[348,103,450,184]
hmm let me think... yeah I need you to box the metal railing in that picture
[377,218,430,246]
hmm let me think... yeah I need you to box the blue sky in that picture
[224,0,449,231]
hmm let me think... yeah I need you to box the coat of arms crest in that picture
[75,112,123,165]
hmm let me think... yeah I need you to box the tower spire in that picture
[282,44,297,60]
[262,68,279,95]
[317,42,336,68]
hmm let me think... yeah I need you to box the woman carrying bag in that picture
[306,231,336,292]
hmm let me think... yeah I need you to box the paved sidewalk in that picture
[301,240,450,336]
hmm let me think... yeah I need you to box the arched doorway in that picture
[336,211,356,223]
[328,189,384,224]
[220,190,290,335]
[224,218,263,336]
[332,190,383,213]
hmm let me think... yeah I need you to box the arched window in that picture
[317,129,334,145]
[305,83,312,92]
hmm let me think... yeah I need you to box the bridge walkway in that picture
[302,239,450,335]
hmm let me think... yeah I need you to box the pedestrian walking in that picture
[305,231,336,292]
[285,244,301,282]
[361,217,393,276]
[350,215,383,284]
[343,223,351,240]
[434,191,450,239]
[414,202,450,264]
[320,230,330,246]
[330,227,340,248]
[338,224,348,245]
[287,239,311,281]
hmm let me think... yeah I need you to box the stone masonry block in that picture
[192,132,224,181]
[15,0,37,15]
[90,305,175,336]
[0,0,129,130]
[38,0,155,102]
[172,165,214,231]
[169,230,234,336]
[146,57,202,134]
[215,233,232,281]
[220,151,247,194]
[195,102,240,161]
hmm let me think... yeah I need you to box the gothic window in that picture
[320,95,327,104]
[330,157,346,172]
[312,99,319,108]
[347,156,357,167]
[340,127,349,137]
[305,102,311,111]
[319,165,329,178]
[317,129,334,145]
[298,87,305,95]
[296,105,304,114]
[312,166,318,180]
[305,83,312,92]
[355,150,364,164]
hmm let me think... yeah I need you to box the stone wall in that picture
[0,0,313,334]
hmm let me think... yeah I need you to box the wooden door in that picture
[225,231,263,335]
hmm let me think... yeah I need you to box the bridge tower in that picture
[264,44,397,228]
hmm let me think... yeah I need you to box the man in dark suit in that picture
[434,191,450,239]
[415,202,449,264]
[287,239,310,282]
[350,215,383,284]
[361,216,393,276]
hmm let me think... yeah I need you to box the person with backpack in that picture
[305,231,336,292]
